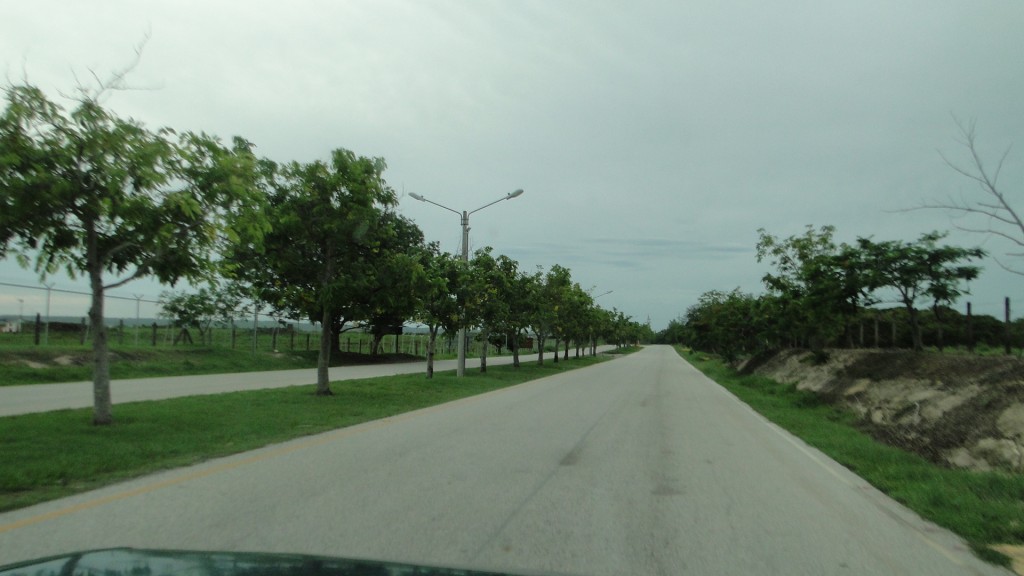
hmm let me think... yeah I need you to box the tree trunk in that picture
[427,325,438,378]
[480,326,489,373]
[89,265,113,425]
[316,307,334,395]
[512,330,521,368]
[564,339,569,360]
[330,316,344,356]
[537,335,545,365]
[907,305,924,352]
[553,337,560,363]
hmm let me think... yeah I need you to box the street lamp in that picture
[408,189,524,376]
[589,290,613,356]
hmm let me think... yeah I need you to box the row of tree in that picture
[0,81,647,425]
[658,225,988,360]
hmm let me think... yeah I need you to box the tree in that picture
[159,284,242,345]
[532,264,572,365]
[559,283,594,359]
[0,83,266,424]
[466,247,510,373]
[231,149,396,395]
[757,226,870,352]
[361,212,427,356]
[920,120,1022,274]
[415,246,464,378]
[498,255,537,368]
[857,232,985,351]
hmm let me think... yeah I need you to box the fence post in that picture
[306,333,310,351]
[151,322,158,346]
[252,307,259,356]
[118,319,124,345]
[34,313,41,345]
[967,302,975,354]
[1005,297,1012,355]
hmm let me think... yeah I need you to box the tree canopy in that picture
[0,83,267,423]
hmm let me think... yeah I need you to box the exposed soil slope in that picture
[745,349,1024,472]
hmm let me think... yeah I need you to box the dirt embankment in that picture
[744,349,1024,472]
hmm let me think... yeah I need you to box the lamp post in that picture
[409,189,524,377]
[589,290,613,356]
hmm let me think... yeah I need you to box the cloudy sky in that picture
[2,1,1023,330]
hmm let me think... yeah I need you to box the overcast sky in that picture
[2,1,1023,330]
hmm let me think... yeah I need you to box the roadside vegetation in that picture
[0,353,614,513]
[0,346,315,386]
[679,347,1024,568]
[0,77,651,424]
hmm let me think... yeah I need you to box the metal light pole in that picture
[590,290,613,356]
[409,189,524,377]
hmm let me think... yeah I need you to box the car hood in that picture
[0,548,546,576]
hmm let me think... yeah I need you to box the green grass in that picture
[605,345,642,355]
[0,339,557,386]
[0,353,611,513]
[678,347,1024,567]
[0,346,324,386]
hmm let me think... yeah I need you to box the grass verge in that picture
[0,346,326,386]
[0,344,561,386]
[0,354,611,513]
[678,347,1024,568]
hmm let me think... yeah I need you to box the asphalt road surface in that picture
[0,350,589,417]
[0,346,1009,575]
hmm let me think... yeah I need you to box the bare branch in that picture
[909,119,1022,270]
[64,31,156,104]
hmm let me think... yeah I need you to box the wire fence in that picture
[0,280,523,357]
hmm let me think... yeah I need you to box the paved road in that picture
[0,350,606,417]
[0,346,1008,575]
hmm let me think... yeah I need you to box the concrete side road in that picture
[0,346,1008,574]
[0,348,612,417]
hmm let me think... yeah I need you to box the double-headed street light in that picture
[409,189,524,377]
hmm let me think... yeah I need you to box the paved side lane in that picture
[0,349,611,417]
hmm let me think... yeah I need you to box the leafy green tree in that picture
[0,83,266,424]
[682,289,762,361]
[857,232,985,351]
[231,149,396,395]
[466,247,511,373]
[559,283,594,359]
[497,255,537,368]
[532,264,572,365]
[415,246,464,378]
[362,212,427,356]
[159,284,243,345]
[656,317,687,345]
[605,308,637,348]
[757,226,870,352]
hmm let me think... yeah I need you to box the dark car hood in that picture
[0,548,548,576]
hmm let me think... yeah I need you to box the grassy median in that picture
[0,354,611,513]
[678,347,1024,568]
